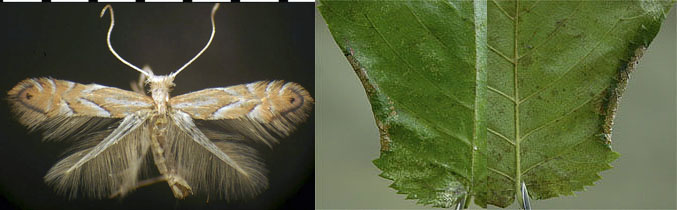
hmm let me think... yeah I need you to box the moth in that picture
[7,4,313,200]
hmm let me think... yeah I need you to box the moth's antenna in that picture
[100,5,151,77]
[170,3,220,78]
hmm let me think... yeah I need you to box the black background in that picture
[0,3,314,210]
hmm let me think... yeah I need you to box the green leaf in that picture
[319,0,673,208]
[318,1,487,207]
[486,1,673,207]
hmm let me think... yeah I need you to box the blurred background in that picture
[315,5,676,210]
[0,4,314,210]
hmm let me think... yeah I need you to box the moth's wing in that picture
[44,112,152,198]
[169,81,314,147]
[8,78,155,198]
[166,81,312,199]
[7,77,154,141]
[169,111,267,200]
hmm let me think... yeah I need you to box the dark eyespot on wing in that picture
[281,89,305,114]
[16,84,47,114]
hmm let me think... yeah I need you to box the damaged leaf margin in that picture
[601,47,645,145]
[319,1,488,208]
[345,50,395,152]
[320,0,673,208]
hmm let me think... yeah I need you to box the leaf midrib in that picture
[498,3,632,195]
[512,0,522,204]
[470,0,486,205]
[363,3,485,203]
[503,1,628,202]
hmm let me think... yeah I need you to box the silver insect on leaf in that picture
[7,4,313,200]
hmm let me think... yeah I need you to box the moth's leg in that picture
[109,176,167,199]
[110,134,154,199]
[130,74,145,94]
[165,174,192,199]
[150,115,193,199]
[130,65,153,94]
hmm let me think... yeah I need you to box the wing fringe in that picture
[168,115,268,200]
[44,114,151,198]
[212,87,313,147]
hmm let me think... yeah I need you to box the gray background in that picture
[315,5,676,209]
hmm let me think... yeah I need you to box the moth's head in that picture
[100,3,219,93]
[147,75,175,92]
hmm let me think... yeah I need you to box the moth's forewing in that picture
[170,80,314,146]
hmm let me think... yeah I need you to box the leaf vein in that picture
[517,2,583,61]
[489,127,515,146]
[491,0,514,21]
[397,103,473,147]
[364,14,473,111]
[488,85,516,103]
[521,0,542,19]
[489,44,515,64]
[489,167,515,182]
[513,1,522,202]
[518,14,624,104]
[520,88,604,143]
[521,137,591,176]
[320,4,369,28]
[406,5,451,51]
